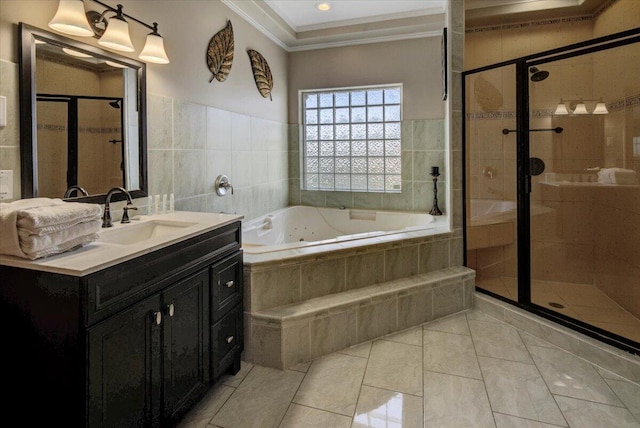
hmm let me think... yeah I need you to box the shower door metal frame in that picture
[463,27,640,356]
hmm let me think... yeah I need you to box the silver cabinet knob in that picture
[154,311,162,325]
[167,303,175,317]
[225,335,234,344]
[225,280,234,288]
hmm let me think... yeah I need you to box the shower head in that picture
[109,100,121,109]
[529,67,549,82]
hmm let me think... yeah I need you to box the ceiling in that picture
[222,0,609,51]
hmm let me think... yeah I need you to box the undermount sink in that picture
[99,219,197,246]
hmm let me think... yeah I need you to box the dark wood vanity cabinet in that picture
[0,221,244,427]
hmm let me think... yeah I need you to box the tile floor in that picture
[477,277,640,343]
[177,308,640,428]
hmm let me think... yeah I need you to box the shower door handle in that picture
[502,127,563,134]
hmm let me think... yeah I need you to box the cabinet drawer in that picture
[211,252,243,321]
[211,304,242,379]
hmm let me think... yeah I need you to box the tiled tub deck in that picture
[242,228,474,369]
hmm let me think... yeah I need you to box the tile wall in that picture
[147,93,289,221]
[288,119,447,213]
[0,60,21,201]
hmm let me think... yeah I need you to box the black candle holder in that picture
[429,168,443,216]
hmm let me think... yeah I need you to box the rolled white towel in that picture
[0,198,102,259]
[597,168,638,185]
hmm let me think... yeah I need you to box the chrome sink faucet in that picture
[103,187,137,228]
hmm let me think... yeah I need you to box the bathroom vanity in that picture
[0,211,243,427]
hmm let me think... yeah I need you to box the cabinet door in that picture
[211,304,243,379]
[211,252,243,321]
[88,294,162,428]
[162,269,210,423]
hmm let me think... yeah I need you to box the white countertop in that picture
[0,211,243,277]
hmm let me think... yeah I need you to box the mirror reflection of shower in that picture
[529,66,549,82]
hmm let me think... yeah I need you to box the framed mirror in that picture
[19,22,147,204]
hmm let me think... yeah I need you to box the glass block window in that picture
[300,84,402,193]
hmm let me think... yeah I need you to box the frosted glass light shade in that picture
[138,33,170,64]
[62,47,92,58]
[573,102,588,114]
[593,102,608,114]
[48,0,94,37]
[554,102,569,115]
[98,16,134,52]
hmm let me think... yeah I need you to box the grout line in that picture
[466,311,498,428]
[492,411,567,427]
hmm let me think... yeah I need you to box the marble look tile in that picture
[520,331,556,349]
[345,251,385,290]
[397,288,433,330]
[423,371,495,427]
[250,265,300,311]
[353,385,423,428]
[424,312,470,335]
[385,244,419,281]
[478,356,566,426]
[433,282,465,318]
[300,258,346,300]
[555,395,639,428]
[595,365,630,382]
[493,413,564,428]
[173,100,206,149]
[363,340,423,396]
[382,326,423,346]
[282,320,311,368]
[279,404,351,428]
[473,296,507,322]
[147,94,173,149]
[603,378,640,421]
[211,366,304,428]
[293,353,368,416]
[357,298,397,343]
[221,361,254,388]
[528,345,622,406]
[469,319,533,364]
[419,239,450,273]
[289,361,312,373]
[310,309,358,358]
[423,330,482,379]
[176,384,234,428]
[338,341,372,359]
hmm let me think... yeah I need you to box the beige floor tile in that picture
[479,356,566,426]
[572,305,640,326]
[381,326,422,346]
[550,282,619,309]
[527,345,622,407]
[493,413,564,427]
[363,340,423,396]
[177,384,234,428]
[469,319,533,364]
[211,366,304,428]
[293,353,368,416]
[338,341,372,359]
[423,329,482,379]
[221,361,254,388]
[555,395,640,428]
[588,320,640,343]
[424,371,495,427]
[602,378,640,421]
[352,385,423,428]
[423,312,470,335]
[466,308,505,323]
[289,361,312,373]
[279,404,351,428]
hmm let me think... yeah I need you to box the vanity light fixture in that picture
[49,0,94,37]
[48,0,170,64]
[553,98,608,115]
[62,47,93,58]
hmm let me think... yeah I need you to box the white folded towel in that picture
[597,168,639,185]
[0,198,102,260]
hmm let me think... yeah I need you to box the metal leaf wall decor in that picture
[207,20,234,83]
[247,49,273,100]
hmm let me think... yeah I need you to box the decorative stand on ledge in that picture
[429,166,443,216]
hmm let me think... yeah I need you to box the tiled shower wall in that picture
[287,120,446,213]
[146,93,289,221]
[0,60,21,201]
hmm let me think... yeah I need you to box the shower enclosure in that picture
[36,95,124,198]
[464,28,640,355]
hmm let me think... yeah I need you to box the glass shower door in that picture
[465,63,519,302]
[527,41,640,346]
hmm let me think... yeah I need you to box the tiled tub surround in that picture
[288,119,447,213]
[242,228,472,370]
[147,93,289,222]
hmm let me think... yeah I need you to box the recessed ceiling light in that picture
[315,2,331,12]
